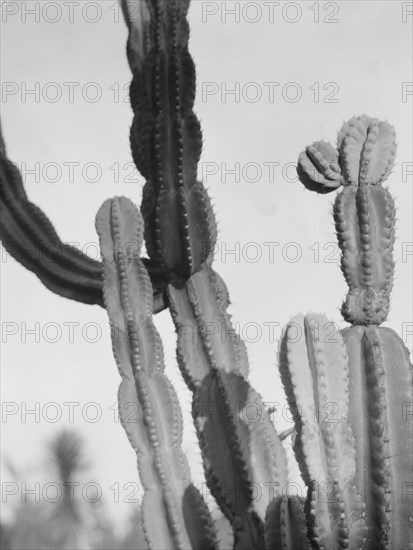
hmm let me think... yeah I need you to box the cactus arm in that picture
[334,171,396,324]
[342,326,413,549]
[120,0,152,72]
[0,124,167,311]
[0,143,104,306]
[279,313,367,550]
[168,267,249,384]
[298,116,397,326]
[168,266,289,548]
[297,141,343,194]
[127,0,216,286]
[265,496,311,550]
[95,196,218,550]
[194,370,265,550]
[296,115,413,549]
[337,117,397,187]
[125,1,289,544]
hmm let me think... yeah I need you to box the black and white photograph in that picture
[1,1,412,548]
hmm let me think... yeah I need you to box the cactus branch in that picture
[127,0,216,286]
[168,266,289,548]
[279,314,367,550]
[265,496,311,550]
[296,116,413,549]
[95,196,218,550]
[0,123,167,312]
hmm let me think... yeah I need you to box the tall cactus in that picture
[124,3,289,547]
[286,115,413,549]
[95,196,218,550]
[127,0,215,286]
[2,0,412,546]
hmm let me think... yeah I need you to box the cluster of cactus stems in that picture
[1,0,412,549]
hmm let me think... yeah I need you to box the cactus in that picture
[2,0,412,548]
[127,0,216,287]
[287,115,413,549]
[279,314,367,549]
[265,495,310,550]
[95,196,218,550]
[0,123,167,312]
[125,2,289,546]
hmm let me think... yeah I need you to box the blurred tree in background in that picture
[0,430,147,550]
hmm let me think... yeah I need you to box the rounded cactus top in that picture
[297,115,397,193]
[297,115,399,326]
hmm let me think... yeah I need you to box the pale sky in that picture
[1,0,412,531]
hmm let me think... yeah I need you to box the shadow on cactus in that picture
[1,0,412,548]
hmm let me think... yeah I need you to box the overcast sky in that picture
[1,0,412,531]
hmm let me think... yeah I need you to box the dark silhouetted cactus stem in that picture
[127,0,216,287]
[0,123,167,312]
[0,125,104,306]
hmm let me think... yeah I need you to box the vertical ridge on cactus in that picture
[96,196,218,550]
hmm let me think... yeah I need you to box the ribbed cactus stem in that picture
[334,181,396,326]
[0,123,167,312]
[168,267,249,386]
[342,325,413,550]
[296,115,413,549]
[0,133,103,306]
[265,496,310,550]
[127,0,216,286]
[298,115,397,326]
[96,197,218,550]
[279,314,367,550]
[168,266,289,548]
